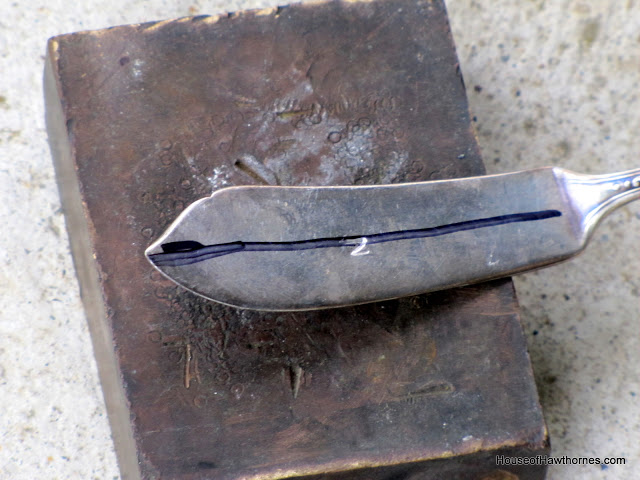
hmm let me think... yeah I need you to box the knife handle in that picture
[558,167,640,241]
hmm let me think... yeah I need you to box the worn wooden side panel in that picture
[45,0,548,478]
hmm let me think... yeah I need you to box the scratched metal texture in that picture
[45,0,548,478]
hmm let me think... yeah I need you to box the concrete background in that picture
[0,0,637,478]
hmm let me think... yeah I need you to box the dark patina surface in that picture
[45,0,549,478]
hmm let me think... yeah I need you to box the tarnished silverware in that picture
[146,166,640,311]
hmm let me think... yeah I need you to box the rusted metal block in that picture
[45,0,549,478]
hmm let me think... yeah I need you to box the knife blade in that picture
[145,166,640,311]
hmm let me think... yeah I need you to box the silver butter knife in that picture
[145,166,640,311]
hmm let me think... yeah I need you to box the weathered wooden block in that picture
[45,0,549,478]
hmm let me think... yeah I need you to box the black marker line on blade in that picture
[148,209,562,268]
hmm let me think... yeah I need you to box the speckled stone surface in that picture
[0,1,637,479]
